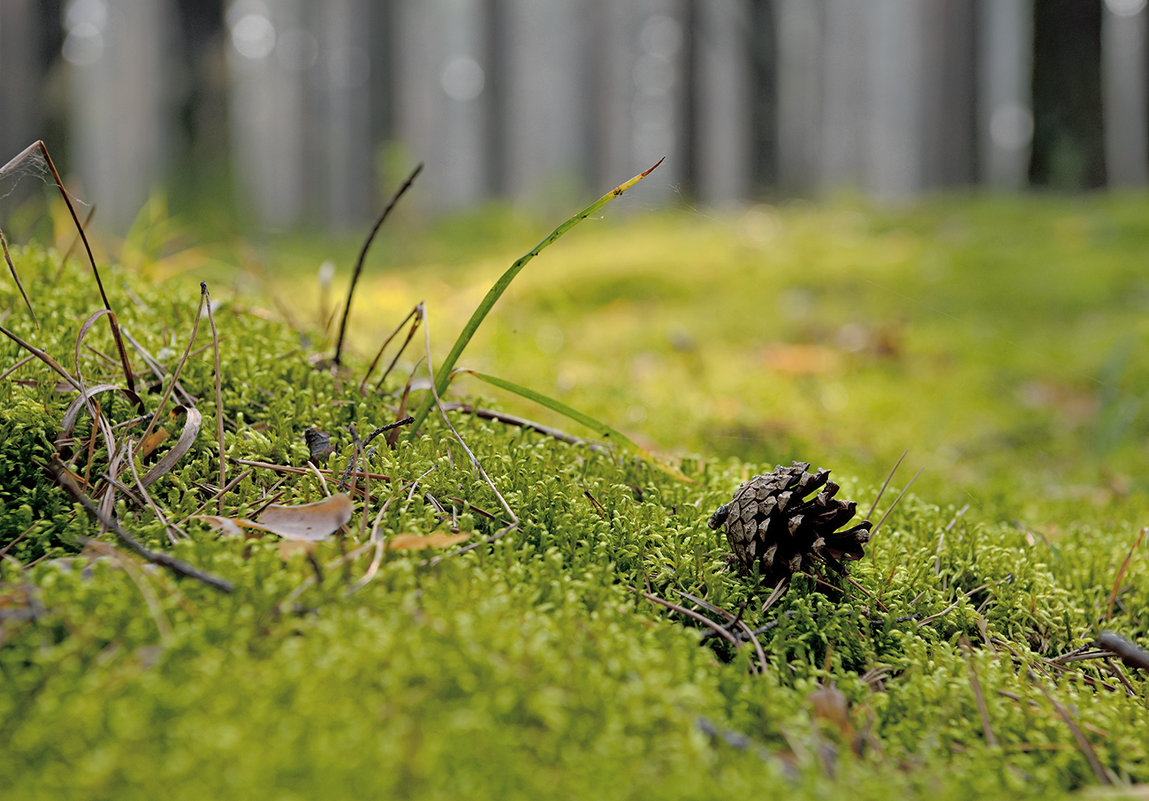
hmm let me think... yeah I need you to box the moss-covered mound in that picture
[1,239,1146,800]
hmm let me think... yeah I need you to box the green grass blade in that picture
[458,369,692,483]
[461,370,641,449]
[408,158,664,435]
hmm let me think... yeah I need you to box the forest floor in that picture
[1,194,1148,799]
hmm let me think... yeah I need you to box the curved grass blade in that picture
[140,405,202,488]
[458,369,691,483]
[408,157,665,435]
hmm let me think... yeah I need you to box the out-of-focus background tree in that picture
[1,0,1147,233]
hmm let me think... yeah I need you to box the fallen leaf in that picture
[278,540,317,559]
[196,493,353,541]
[196,515,249,537]
[258,494,353,540]
[303,428,334,465]
[762,343,840,375]
[136,428,169,461]
[387,532,471,551]
[808,684,854,740]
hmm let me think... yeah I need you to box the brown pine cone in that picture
[708,461,872,583]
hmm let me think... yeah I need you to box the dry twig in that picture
[48,457,233,593]
[333,163,424,366]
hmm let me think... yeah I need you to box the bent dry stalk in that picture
[1,140,137,394]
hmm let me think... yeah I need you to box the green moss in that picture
[1,199,1148,800]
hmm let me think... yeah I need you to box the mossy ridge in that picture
[0,244,1145,799]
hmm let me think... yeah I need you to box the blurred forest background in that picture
[1,0,1148,233]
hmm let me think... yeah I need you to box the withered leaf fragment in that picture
[387,532,471,551]
[304,428,335,465]
[197,493,353,541]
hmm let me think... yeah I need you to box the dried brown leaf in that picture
[258,494,353,540]
[136,428,169,461]
[808,684,854,740]
[387,532,471,551]
[196,493,353,542]
[278,540,318,559]
[762,343,841,375]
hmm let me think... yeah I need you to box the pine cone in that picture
[708,461,872,583]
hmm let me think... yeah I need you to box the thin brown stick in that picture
[935,504,970,575]
[961,637,998,746]
[201,283,226,513]
[386,360,422,448]
[1050,649,1112,665]
[72,310,121,478]
[125,438,188,544]
[176,468,252,526]
[426,523,515,566]
[421,314,517,525]
[864,449,907,522]
[1036,682,1112,785]
[1102,658,1139,698]
[629,586,741,648]
[139,285,207,445]
[673,589,767,674]
[0,354,36,382]
[844,574,889,612]
[53,202,97,283]
[0,227,36,325]
[870,466,924,536]
[94,470,146,509]
[0,323,82,391]
[333,162,424,366]
[760,577,789,613]
[1039,658,1121,693]
[1106,527,1145,620]
[1,141,135,392]
[440,401,601,449]
[47,456,233,593]
[349,496,396,594]
[229,457,391,482]
[361,303,422,392]
[119,327,196,405]
[361,417,415,448]
[916,580,999,627]
[1097,631,1149,671]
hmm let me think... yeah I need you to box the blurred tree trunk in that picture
[819,0,868,190]
[0,0,39,166]
[1102,0,1148,187]
[66,0,172,231]
[1030,1,1104,188]
[920,0,976,187]
[313,0,373,228]
[395,0,488,214]
[865,0,926,200]
[227,0,306,227]
[694,0,752,206]
[498,0,585,206]
[978,0,1033,189]
[775,0,823,193]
